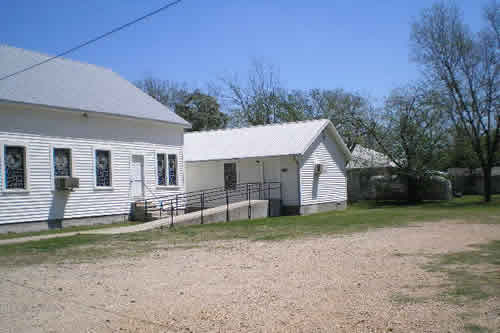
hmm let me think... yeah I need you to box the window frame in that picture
[156,152,168,187]
[50,145,74,191]
[1,142,30,193]
[92,146,113,190]
[155,151,180,189]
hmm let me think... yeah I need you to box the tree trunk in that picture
[483,166,492,202]
[407,175,420,203]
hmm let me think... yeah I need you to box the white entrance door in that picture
[131,155,144,199]
[256,161,264,183]
[280,157,299,206]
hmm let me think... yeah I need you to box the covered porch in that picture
[185,155,300,209]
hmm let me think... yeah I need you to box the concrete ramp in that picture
[86,200,269,235]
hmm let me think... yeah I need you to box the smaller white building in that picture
[184,119,351,215]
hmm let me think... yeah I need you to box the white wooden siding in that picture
[185,156,299,207]
[0,106,185,225]
[299,129,347,205]
[185,161,223,192]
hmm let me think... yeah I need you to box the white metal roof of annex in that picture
[0,45,190,128]
[184,119,351,163]
[347,145,395,169]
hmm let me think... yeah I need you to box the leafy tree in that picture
[136,77,228,132]
[175,90,228,131]
[410,1,499,201]
[443,127,482,170]
[363,85,448,201]
[309,89,372,152]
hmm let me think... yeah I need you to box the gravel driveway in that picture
[1,221,499,332]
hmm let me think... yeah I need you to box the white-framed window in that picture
[156,152,178,187]
[157,153,167,186]
[53,147,72,178]
[1,143,29,192]
[168,154,178,186]
[50,146,74,190]
[93,148,112,188]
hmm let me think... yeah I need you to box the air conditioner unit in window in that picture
[314,163,323,174]
[55,177,80,191]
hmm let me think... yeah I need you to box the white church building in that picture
[0,45,351,232]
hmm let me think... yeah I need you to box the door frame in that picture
[130,154,145,200]
[223,162,238,190]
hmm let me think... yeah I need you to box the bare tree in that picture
[410,1,499,201]
[135,77,188,109]
[220,60,290,126]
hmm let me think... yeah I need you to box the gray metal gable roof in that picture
[184,119,351,162]
[0,45,190,127]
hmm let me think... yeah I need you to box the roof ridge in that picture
[185,118,328,135]
[0,44,114,75]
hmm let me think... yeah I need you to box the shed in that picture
[184,119,351,215]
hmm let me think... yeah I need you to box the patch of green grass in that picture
[0,195,499,266]
[0,221,141,240]
[422,239,500,331]
[156,195,500,244]
[424,240,500,303]
[391,292,428,305]
[0,234,111,265]
[464,323,492,333]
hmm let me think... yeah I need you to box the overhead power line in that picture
[0,0,183,82]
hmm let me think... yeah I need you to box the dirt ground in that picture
[1,221,499,333]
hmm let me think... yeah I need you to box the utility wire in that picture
[0,0,183,82]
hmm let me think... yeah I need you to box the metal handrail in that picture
[137,182,282,226]
[144,181,280,202]
[145,182,280,207]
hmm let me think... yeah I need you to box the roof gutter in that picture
[184,153,300,164]
[0,99,192,129]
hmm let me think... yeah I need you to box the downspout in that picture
[295,154,302,213]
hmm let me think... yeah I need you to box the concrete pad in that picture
[0,200,270,244]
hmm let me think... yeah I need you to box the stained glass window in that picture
[168,154,177,186]
[157,153,167,186]
[54,148,71,177]
[95,150,111,187]
[5,146,26,189]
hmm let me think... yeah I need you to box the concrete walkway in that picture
[0,232,81,246]
[0,200,268,245]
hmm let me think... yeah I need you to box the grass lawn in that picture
[0,220,142,240]
[0,195,499,266]
[423,239,500,333]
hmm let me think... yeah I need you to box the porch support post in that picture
[170,199,174,226]
[248,186,251,220]
[226,189,230,222]
[200,192,204,224]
